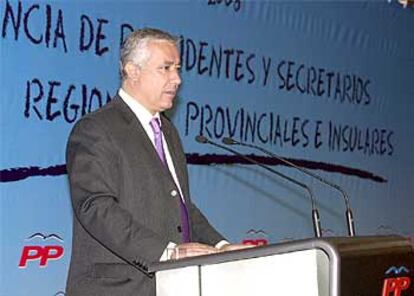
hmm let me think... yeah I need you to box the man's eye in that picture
[158,65,181,72]
[158,65,171,71]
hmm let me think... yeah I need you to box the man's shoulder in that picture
[86,96,123,120]
[79,96,131,124]
[70,96,132,135]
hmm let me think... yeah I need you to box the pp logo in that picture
[242,229,268,246]
[382,266,412,296]
[18,233,64,268]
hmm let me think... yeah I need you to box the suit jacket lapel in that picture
[114,96,188,200]
[114,97,176,185]
[116,97,159,164]
[161,115,189,201]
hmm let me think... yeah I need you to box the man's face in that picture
[133,41,181,114]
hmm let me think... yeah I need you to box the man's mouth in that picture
[164,90,177,96]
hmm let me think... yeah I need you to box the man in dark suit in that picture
[65,28,245,295]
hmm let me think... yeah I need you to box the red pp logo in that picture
[243,229,269,246]
[382,266,412,296]
[382,277,411,296]
[19,245,64,268]
[242,239,268,246]
[18,233,64,268]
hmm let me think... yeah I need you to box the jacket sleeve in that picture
[67,117,169,276]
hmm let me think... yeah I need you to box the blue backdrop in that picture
[1,1,413,295]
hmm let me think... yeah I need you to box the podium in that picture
[150,236,414,296]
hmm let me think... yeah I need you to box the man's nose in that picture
[169,69,182,86]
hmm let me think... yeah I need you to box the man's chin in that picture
[160,101,174,112]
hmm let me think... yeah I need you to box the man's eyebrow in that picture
[163,61,179,65]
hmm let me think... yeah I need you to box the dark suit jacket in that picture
[65,96,224,296]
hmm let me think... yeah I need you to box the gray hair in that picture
[120,28,179,81]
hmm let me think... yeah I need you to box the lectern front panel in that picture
[155,249,329,296]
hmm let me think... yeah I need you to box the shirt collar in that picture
[118,88,161,126]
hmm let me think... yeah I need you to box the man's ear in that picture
[124,63,140,81]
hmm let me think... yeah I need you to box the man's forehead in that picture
[147,41,180,63]
[148,40,178,52]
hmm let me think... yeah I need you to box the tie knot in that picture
[150,117,161,135]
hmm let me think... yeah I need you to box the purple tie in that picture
[149,117,191,243]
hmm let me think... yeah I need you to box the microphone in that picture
[223,137,356,237]
[195,135,322,238]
